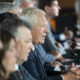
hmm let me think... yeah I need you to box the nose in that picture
[45,26,49,33]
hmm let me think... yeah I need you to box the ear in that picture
[44,6,50,13]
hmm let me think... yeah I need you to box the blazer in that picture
[35,44,55,64]
[23,49,47,80]
[23,46,63,80]
[9,65,36,80]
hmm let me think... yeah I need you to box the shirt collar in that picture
[32,45,35,51]
[15,64,19,71]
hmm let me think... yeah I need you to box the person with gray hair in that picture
[0,12,36,80]
[21,7,65,62]
[21,7,45,28]
[20,7,66,80]
[0,2,22,15]
[21,7,80,80]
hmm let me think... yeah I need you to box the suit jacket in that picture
[34,45,63,75]
[9,65,36,80]
[35,44,55,64]
[23,46,63,80]
[23,49,47,80]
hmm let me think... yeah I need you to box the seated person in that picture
[38,0,78,61]
[38,0,67,56]
[0,13,35,80]
[21,7,80,80]
[22,7,63,80]
[0,29,17,80]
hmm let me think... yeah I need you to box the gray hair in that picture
[0,13,32,40]
[21,7,45,28]
[0,2,18,13]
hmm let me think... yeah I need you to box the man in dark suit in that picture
[21,7,64,80]
[10,65,36,80]
[35,44,56,64]
[23,44,63,80]
[0,13,36,80]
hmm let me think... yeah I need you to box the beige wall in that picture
[59,0,76,9]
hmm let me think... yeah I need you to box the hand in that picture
[52,50,67,62]
[50,61,62,67]
[62,72,80,80]
[69,63,80,76]
[62,63,80,80]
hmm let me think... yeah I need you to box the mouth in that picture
[42,36,46,39]
[26,51,30,55]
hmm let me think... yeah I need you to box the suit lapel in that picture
[32,48,47,80]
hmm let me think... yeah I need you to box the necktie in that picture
[17,66,27,80]
[17,70,23,80]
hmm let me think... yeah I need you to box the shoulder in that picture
[9,72,18,80]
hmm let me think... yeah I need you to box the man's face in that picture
[16,26,33,62]
[32,15,48,44]
[47,0,60,17]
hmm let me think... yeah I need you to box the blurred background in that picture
[0,0,79,37]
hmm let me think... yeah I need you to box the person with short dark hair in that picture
[38,0,80,80]
[38,0,67,61]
